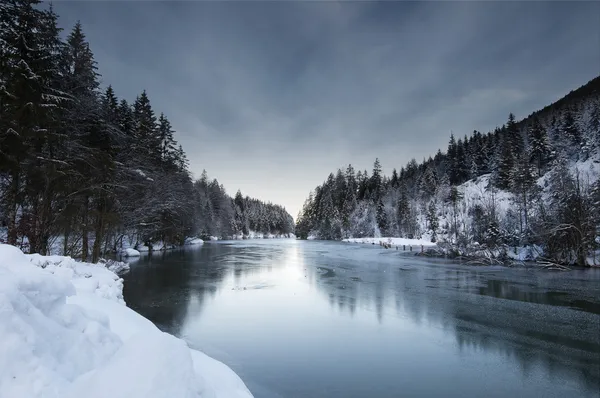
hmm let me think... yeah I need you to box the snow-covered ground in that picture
[343,237,435,247]
[0,244,253,398]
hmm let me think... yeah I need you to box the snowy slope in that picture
[0,244,253,398]
[426,152,600,254]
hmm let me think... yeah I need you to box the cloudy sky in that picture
[54,1,600,219]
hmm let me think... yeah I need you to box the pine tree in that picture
[587,99,600,152]
[446,186,463,242]
[390,168,399,188]
[447,134,461,185]
[426,201,438,242]
[509,153,539,240]
[495,136,514,190]
[561,109,582,155]
[396,190,410,237]
[0,0,65,250]
[544,160,594,265]
[506,112,524,155]
[158,113,177,170]
[528,117,551,176]
[133,90,159,165]
[376,198,387,235]
[61,21,102,260]
[419,165,437,198]
[370,158,383,201]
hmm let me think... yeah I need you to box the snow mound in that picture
[26,252,126,304]
[0,245,121,398]
[135,241,177,252]
[0,244,253,398]
[98,258,130,275]
[185,238,204,246]
[121,248,141,257]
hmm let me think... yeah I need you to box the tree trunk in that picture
[39,182,54,255]
[63,228,70,256]
[81,195,89,261]
[92,204,104,263]
[7,173,19,245]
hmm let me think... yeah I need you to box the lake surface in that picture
[122,240,600,398]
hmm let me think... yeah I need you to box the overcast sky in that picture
[53,1,600,220]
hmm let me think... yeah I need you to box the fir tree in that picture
[158,113,177,170]
[506,112,524,155]
[561,109,582,154]
[426,201,438,242]
[495,136,514,190]
[510,153,539,239]
[528,117,551,176]
[370,158,383,201]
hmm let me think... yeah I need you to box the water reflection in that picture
[293,243,600,394]
[123,241,600,398]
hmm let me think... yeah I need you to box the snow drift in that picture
[121,248,141,257]
[0,244,252,398]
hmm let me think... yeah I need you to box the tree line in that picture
[0,0,293,262]
[296,76,600,266]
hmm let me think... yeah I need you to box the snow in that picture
[121,248,141,257]
[343,237,435,247]
[135,241,178,252]
[0,244,253,398]
[231,231,296,240]
[185,237,204,246]
[26,252,127,304]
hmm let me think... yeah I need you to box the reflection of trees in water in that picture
[123,244,264,336]
[310,255,600,394]
[440,270,600,393]
[125,243,599,394]
[452,312,600,393]
[123,248,197,335]
[477,278,600,314]
[310,256,390,322]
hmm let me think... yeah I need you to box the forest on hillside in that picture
[296,77,600,266]
[0,0,294,262]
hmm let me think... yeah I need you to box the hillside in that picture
[296,76,600,266]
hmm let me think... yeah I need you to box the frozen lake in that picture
[122,240,600,398]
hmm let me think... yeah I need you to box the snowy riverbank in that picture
[0,244,253,398]
[343,236,435,248]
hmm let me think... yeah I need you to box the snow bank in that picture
[26,252,126,304]
[121,248,141,257]
[231,231,296,240]
[185,237,204,246]
[135,241,178,252]
[343,237,435,247]
[0,244,253,398]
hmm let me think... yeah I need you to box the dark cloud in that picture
[53,1,600,219]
